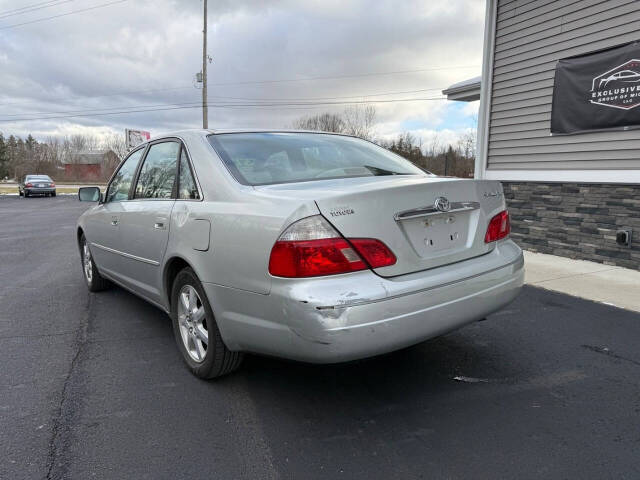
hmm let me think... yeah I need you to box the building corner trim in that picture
[476,0,497,180]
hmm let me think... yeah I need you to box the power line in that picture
[0,84,195,108]
[0,0,75,20]
[0,0,66,16]
[210,87,446,102]
[3,97,448,121]
[206,65,479,86]
[0,0,128,30]
[0,62,478,107]
[0,97,448,123]
[3,100,204,118]
[0,82,448,108]
[2,87,447,117]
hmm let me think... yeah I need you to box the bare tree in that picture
[292,105,377,140]
[293,112,345,133]
[380,131,474,178]
[426,132,441,159]
[456,129,476,160]
[63,134,100,164]
[47,137,62,160]
[101,133,128,160]
[342,105,376,140]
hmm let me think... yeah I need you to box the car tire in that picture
[52,192,56,197]
[80,233,109,292]
[171,267,243,379]
[24,191,29,197]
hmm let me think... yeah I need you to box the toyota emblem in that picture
[434,196,451,212]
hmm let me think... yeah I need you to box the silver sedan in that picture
[77,130,524,379]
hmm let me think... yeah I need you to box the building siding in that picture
[487,0,640,171]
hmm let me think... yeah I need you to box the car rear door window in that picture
[134,142,179,199]
[178,148,200,200]
[105,148,144,203]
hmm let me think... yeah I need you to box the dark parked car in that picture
[19,175,56,197]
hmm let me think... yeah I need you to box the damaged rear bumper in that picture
[203,239,524,363]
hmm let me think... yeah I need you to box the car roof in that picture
[135,129,358,147]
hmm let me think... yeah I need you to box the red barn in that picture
[62,150,119,181]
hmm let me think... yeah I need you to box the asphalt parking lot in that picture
[1,195,639,480]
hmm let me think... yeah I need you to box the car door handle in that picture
[111,218,119,226]
[154,222,165,230]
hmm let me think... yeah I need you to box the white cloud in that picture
[462,100,480,118]
[26,122,121,140]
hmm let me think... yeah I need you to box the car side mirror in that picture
[78,186,102,203]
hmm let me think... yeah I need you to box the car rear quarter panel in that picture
[165,198,318,295]
[163,133,319,296]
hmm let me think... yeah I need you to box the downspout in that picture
[476,0,498,180]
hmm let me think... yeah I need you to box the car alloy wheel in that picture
[177,285,208,363]
[83,242,93,285]
[79,233,108,292]
[170,267,243,378]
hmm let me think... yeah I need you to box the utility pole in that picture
[202,0,208,129]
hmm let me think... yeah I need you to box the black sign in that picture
[551,41,640,134]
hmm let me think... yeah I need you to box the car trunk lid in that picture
[31,180,51,187]
[311,176,505,276]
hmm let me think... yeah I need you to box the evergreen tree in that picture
[0,133,7,179]
[7,135,18,180]
[26,134,37,150]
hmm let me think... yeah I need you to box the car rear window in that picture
[208,132,426,186]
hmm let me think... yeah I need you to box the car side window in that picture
[105,148,144,203]
[134,141,179,199]
[178,148,200,200]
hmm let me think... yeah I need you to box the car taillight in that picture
[268,215,396,278]
[269,237,366,277]
[349,238,396,268]
[485,210,510,243]
[25,183,33,187]
[50,183,55,188]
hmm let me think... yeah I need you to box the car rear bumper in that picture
[203,239,524,363]
[25,188,56,194]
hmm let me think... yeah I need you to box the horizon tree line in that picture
[0,132,126,181]
[293,106,476,177]
[0,107,476,181]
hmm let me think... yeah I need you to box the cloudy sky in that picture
[0,0,483,147]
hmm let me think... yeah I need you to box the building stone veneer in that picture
[502,182,640,270]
